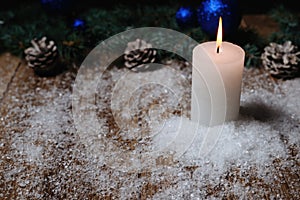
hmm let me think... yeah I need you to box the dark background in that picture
[1,0,299,14]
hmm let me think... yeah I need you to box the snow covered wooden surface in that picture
[0,51,299,199]
[0,14,299,199]
[0,53,21,102]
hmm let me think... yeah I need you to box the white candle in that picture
[191,17,245,126]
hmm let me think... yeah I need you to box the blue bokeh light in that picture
[175,7,196,28]
[202,0,228,14]
[73,19,86,29]
[177,7,192,18]
[40,0,72,13]
[197,0,241,37]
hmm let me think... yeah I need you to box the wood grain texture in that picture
[0,53,21,102]
[0,15,299,199]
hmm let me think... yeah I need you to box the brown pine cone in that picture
[261,41,300,79]
[124,39,157,72]
[24,36,58,71]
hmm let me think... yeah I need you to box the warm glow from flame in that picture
[216,17,222,53]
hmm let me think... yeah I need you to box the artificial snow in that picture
[1,64,299,199]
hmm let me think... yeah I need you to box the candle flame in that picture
[216,17,222,53]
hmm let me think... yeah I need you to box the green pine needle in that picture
[1,3,299,68]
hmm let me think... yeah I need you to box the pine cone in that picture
[124,39,157,71]
[261,41,300,79]
[24,37,58,71]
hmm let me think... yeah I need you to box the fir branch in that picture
[268,5,300,46]
[1,2,297,69]
[243,43,262,68]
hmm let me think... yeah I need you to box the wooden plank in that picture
[0,57,75,198]
[0,32,299,198]
[0,53,21,102]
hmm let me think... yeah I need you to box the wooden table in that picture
[0,15,299,199]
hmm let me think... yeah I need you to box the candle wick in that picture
[217,46,220,54]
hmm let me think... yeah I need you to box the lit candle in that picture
[191,17,245,126]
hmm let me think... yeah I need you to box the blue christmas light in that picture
[197,0,241,37]
[202,0,229,18]
[40,0,72,14]
[203,0,227,13]
[175,7,196,29]
[73,19,85,30]
[176,7,192,19]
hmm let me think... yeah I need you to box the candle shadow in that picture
[239,101,283,122]
[238,101,300,144]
